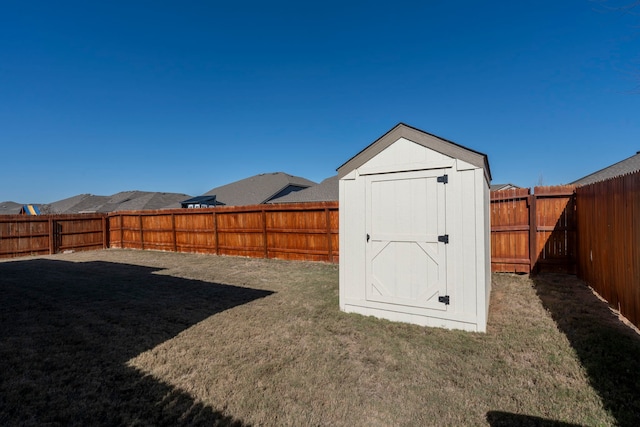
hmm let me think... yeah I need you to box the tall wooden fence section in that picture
[0,214,107,259]
[107,202,339,263]
[576,172,640,328]
[490,185,576,274]
[490,188,532,273]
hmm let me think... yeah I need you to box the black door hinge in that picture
[437,174,448,184]
[438,234,449,244]
[438,295,450,305]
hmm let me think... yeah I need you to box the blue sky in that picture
[2,1,639,203]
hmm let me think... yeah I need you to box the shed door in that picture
[365,169,448,311]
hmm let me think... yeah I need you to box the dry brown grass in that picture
[1,249,638,426]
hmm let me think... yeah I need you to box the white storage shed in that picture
[338,123,492,332]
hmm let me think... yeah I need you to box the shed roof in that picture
[203,172,316,206]
[337,123,491,183]
[571,152,640,186]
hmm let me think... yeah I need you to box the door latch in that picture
[366,233,370,242]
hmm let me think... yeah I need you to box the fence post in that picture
[213,211,219,255]
[171,213,177,252]
[529,194,537,274]
[262,209,268,258]
[325,207,333,263]
[48,217,55,254]
[102,215,108,249]
[139,214,144,250]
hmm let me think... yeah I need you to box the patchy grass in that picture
[0,249,638,426]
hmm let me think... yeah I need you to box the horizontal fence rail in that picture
[107,202,339,263]
[0,214,107,259]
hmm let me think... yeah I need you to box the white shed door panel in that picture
[365,170,448,311]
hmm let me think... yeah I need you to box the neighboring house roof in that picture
[203,172,316,206]
[180,195,223,208]
[109,191,193,211]
[490,183,520,191]
[571,152,640,187]
[47,191,192,213]
[47,194,94,214]
[337,123,492,183]
[0,201,26,215]
[269,175,339,203]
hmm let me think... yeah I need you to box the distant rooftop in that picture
[490,183,521,191]
[0,201,26,215]
[571,152,640,186]
[46,191,192,214]
[204,172,316,206]
[180,195,222,208]
[269,175,338,203]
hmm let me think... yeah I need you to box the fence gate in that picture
[490,186,576,274]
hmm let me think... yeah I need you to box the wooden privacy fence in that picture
[107,202,339,263]
[576,171,640,328]
[490,186,576,274]
[0,214,107,259]
[4,183,639,328]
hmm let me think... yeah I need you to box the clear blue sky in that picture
[2,0,639,203]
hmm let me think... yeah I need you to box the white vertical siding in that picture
[339,173,366,305]
[457,167,479,321]
[483,176,492,330]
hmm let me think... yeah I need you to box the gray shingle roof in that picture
[46,191,192,213]
[268,175,338,203]
[46,194,92,214]
[571,152,640,186]
[109,191,192,211]
[47,194,109,214]
[0,201,25,215]
[203,172,316,206]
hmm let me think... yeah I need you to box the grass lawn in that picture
[1,249,639,426]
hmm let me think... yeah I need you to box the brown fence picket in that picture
[576,171,640,328]
[490,188,532,273]
[0,213,106,259]
[106,202,339,263]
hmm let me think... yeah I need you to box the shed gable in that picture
[357,137,455,176]
[337,123,491,184]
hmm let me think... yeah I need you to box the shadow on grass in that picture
[0,259,273,426]
[486,410,583,427]
[532,274,640,426]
